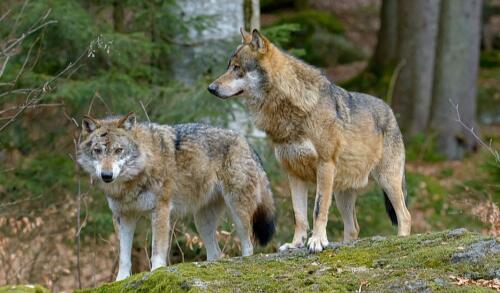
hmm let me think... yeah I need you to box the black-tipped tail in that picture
[384,191,398,226]
[383,172,409,226]
[252,204,275,246]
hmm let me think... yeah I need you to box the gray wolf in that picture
[208,28,411,253]
[77,113,275,280]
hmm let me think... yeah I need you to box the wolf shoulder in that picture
[331,87,399,134]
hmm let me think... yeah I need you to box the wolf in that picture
[208,28,411,253]
[77,113,275,280]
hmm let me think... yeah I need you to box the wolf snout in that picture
[101,171,114,183]
[207,83,219,96]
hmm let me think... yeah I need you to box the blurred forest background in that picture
[0,0,499,291]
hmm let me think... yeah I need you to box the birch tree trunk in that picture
[170,0,245,84]
[430,0,482,159]
[392,0,440,135]
[372,0,398,71]
[244,0,260,31]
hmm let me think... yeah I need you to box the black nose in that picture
[101,172,114,183]
[207,83,218,95]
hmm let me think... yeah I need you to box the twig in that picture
[139,100,150,123]
[167,218,178,265]
[73,132,83,289]
[0,47,88,132]
[385,60,406,105]
[451,100,499,163]
[172,220,184,263]
[0,56,10,78]
[144,230,151,270]
[0,9,12,22]
[0,103,64,116]
[1,20,58,57]
[0,194,42,210]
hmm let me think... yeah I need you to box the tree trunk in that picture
[244,0,260,31]
[372,0,398,71]
[392,0,440,135]
[430,0,482,159]
[112,0,125,33]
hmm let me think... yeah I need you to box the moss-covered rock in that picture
[0,285,50,293]
[77,229,499,292]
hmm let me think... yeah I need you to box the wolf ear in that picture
[82,116,100,134]
[117,112,136,130]
[250,29,267,53]
[240,27,252,44]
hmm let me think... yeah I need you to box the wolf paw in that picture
[307,235,329,253]
[279,242,305,252]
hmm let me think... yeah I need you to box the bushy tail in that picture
[252,177,276,246]
[383,172,408,226]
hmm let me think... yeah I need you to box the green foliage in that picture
[274,10,344,35]
[265,9,366,67]
[0,153,75,204]
[261,0,295,12]
[406,132,446,162]
[480,51,500,68]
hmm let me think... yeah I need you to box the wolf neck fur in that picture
[246,46,330,143]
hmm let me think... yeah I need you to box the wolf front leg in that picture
[151,198,171,271]
[308,161,335,253]
[279,174,309,251]
[116,215,138,281]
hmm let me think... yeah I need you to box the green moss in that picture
[77,230,499,293]
[0,285,51,293]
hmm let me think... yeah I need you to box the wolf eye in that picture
[93,148,102,154]
[233,65,240,71]
[115,148,123,154]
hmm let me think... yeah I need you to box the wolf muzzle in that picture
[101,171,114,183]
[207,83,220,97]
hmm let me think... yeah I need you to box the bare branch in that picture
[0,9,12,23]
[0,47,88,132]
[1,20,58,57]
[451,99,500,163]
[140,100,151,123]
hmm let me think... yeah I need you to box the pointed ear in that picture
[117,112,136,130]
[240,27,252,44]
[82,116,100,134]
[250,29,267,53]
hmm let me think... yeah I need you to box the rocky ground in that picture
[3,229,497,292]
[81,229,499,292]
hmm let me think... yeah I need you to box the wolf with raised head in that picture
[208,29,411,253]
[77,113,275,280]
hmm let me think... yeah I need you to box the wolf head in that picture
[208,28,272,100]
[77,112,145,184]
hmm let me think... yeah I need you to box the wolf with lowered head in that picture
[77,113,275,280]
[208,29,411,253]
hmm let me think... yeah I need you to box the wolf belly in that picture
[275,138,381,190]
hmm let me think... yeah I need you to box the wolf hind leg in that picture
[334,190,359,241]
[373,157,411,236]
[223,192,255,257]
[194,199,225,261]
